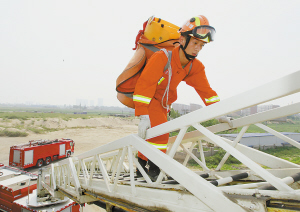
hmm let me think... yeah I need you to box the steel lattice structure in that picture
[37,70,300,212]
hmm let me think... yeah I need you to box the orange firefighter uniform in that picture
[133,45,220,161]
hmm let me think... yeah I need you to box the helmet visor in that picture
[193,25,216,42]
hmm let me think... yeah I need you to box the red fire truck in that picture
[9,138,75,169]
[0,163,80,212]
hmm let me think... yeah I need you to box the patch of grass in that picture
[0,130,28,137]
[188,146,300,171]
[188,149,241,170]
[261,146,300,164]
[41,127,60,132]
[27,126,61,134]
[3,114,29,120]
[27,127,45,134]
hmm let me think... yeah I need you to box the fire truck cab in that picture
[9,138,75,169]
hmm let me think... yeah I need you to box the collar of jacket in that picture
[172,46,193,75]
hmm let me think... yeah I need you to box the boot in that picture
[136,157,148,178]
[147,160,160,181]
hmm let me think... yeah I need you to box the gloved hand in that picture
[217,116,233,128]
[138,115,151,139]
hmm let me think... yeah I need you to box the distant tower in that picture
[97,98,103,107]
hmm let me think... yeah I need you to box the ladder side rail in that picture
[216,125,249,171]
[193,123,293,191]
[146,71,300,140]
[130,134,246,212]
[255,123,300,149]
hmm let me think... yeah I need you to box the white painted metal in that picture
[180,144,209,171]
[216,125,249,171]
[198,140,206,165]
[192,123,293,191]
[13,150,20,163]
[24,150,33,165]
[59,144,66,156]
[36,70,300,211]
[182,140,197,167]
[255,123,300,148]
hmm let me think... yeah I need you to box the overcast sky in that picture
[0,0,299,108]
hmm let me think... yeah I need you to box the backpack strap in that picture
[163,50,172,72]
[142,44,191,77]
[140,43,160,52]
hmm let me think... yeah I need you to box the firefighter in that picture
[133,15,232,181]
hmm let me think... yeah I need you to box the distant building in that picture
[219,132,300,148]
[172,103,190,115]
[241,106,257,116]
[258,104,280,113]
[76,99,88,107]
[190,103,202,112]
[97,98,103,107]
[240,104,280,117]
[172,103,202,115]
[90,100,94,107]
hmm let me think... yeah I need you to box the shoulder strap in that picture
[140,43,160,52]
[141,44,172,73]
[163,50,172,72]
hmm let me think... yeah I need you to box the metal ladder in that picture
[37,70,300,212]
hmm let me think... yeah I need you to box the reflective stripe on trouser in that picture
[138,98,169,161]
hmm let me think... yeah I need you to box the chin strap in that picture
[180,36,197,61]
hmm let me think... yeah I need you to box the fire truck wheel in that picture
[44,157,51,165]
[67,151,71,158]
[36,159,44,168]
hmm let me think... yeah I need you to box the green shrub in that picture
[27,127,45,134]
[0,130,28,137]
[188,149,241,169]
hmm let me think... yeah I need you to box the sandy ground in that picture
[0,117,139,212]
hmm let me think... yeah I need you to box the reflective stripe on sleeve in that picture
[205,95,220,103]
[133,95,152,104]
[147,142,168,150]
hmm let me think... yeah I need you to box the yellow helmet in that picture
[144,16,180,43]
